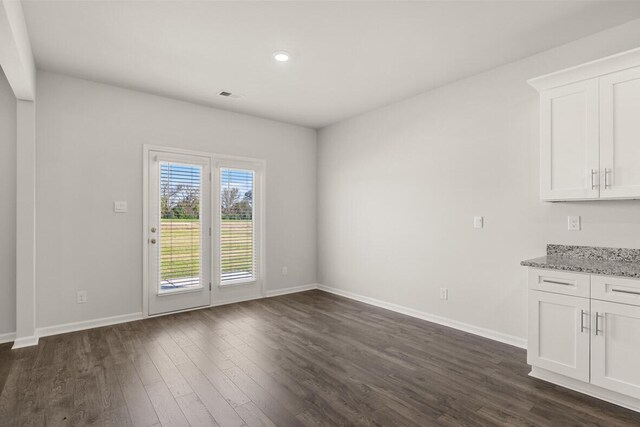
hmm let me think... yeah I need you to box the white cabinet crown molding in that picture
[528,46,640,92]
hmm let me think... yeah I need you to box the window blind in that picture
[220,168,255,283]
[159,162,202,292]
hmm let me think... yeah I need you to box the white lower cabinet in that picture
[591,300,640,400]
[528,269,640,411]
[528,290,590,382]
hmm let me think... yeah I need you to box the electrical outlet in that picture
[281,266,288,276]
[439,288,448,300]
[77,290,87,304]
[568,215,581,231]
[114,201,127,213]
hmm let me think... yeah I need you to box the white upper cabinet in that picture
[540,80,599,201]
[529,48,640,201]
[600,67,640,199]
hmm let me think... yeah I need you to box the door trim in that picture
[142,144,267,318]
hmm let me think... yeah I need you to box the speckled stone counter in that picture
[521,244,640,279]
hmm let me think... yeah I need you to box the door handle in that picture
[580,310,589,333]
[150,238,157,244]
[595,312,603,336]
[591,169,599,190]
[604,168,611,189]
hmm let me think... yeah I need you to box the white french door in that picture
[211,159,264,304]
[147,150,211,315]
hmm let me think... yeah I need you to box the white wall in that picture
[35,71,316,328]
[318,19,640,342]
[0,66,16,335]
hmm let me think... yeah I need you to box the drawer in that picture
[592,275,640,307]
[528,269,590,298]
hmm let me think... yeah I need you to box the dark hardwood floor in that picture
[1,289,639,426]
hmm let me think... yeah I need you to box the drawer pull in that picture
[541,279,573,286]
[611,289,640,296]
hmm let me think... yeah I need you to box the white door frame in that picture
[142,144,267,317]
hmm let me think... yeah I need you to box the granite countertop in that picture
[521,244,640,279]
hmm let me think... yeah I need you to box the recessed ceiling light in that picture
[273,51,291,62]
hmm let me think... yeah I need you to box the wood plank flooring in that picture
[1,289,640,426]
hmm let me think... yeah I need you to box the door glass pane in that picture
[159,162,202,293]
[220,168,255,283]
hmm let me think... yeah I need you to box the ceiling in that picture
[21,1,640,128]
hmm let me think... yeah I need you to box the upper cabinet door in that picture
[599,66,640,199]
[540,79,600,201]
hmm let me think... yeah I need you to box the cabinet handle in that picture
[580,310,589,333]
[591,169,600,189]
[611,288,640,296]
[595,312,603,336]
[604,168,611,189]
[541,279,573,286]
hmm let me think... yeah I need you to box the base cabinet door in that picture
[528,290,590,382]
[591,300,640,399]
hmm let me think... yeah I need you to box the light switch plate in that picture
[473,216,483,229]
[77,290,87,304]
[568,215,581,231]
[114,201,128,213]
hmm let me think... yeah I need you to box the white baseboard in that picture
[8,283,526,350]
[265,283,318,297]
[12,335,39,349]
[530,367,640,413]
[27,284,318,342]
[0,331,16,344]
[9,284,318,347]
[317,284,526,349]
[37,312,144,339]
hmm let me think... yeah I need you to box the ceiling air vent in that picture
[218,90,243,99]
